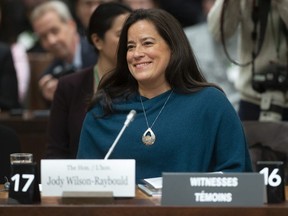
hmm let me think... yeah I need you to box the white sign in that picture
[41,159,135,197]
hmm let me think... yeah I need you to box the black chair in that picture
[242,121,288,182]
[0,124,21,184]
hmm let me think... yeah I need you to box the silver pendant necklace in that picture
[140,90,173,146]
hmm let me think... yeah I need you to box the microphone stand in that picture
[104,110,136,160]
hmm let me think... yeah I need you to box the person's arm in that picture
[216,108,252,172]
[207,0,241,41]
[46,78,70,159]
[38,60,64,102]
[207,89,252,172]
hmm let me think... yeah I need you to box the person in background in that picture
[208,0,288,121]
[119,0,158,10]
[0,0,44,107]
[77,9,252,182]
[46,2,132,159]
[157,0,204,27]
[184,0,240,109]
[67,0,118,36]
[18,0,48,52]
[202,0,215,16]
[30,0,97,102]
[0,2,21,111]
[10,41,31,107]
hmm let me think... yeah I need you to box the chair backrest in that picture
[242,121,288,172]
[243,121,288,153]
[0,125,21,184]
[26,52,54,109]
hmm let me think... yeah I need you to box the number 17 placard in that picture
[8,163,41,204]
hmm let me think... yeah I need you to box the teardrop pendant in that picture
[142,128,156,145]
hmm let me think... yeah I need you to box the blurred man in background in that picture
[31,0,97,102]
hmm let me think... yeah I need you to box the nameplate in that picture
[161,172,265,206]
[41,159,135,197]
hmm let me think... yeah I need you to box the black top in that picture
[0,42,20,110]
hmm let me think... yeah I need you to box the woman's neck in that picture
[96,57,114,79]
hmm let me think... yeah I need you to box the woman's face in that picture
[98,13,130,67]
[126,20,171,90]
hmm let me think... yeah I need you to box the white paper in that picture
[142,177,162,189]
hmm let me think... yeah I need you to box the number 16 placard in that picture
[257,161,285,203]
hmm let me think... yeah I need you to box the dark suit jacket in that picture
[43,36,97,77]
[0,42,20,110]
[46,67,94,158]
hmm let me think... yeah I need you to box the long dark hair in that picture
[92,8,220,113]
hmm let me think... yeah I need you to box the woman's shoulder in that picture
[56,67,94,94]
[59,67,94,85]
[176,87,233,111]
[199,87,232,106]
[200,86,227,99]
[178,87,226,101]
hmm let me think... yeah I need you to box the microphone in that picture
[104,110,136,160]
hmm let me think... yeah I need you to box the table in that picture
[0,186,288,216]
[0,110,49,166]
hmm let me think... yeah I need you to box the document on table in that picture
[137,177,162,197]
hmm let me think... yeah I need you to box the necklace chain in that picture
[140,90,173,129]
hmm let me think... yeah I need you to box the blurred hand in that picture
[38,74,59,101]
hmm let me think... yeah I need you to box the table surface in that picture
[1,186,288,216]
